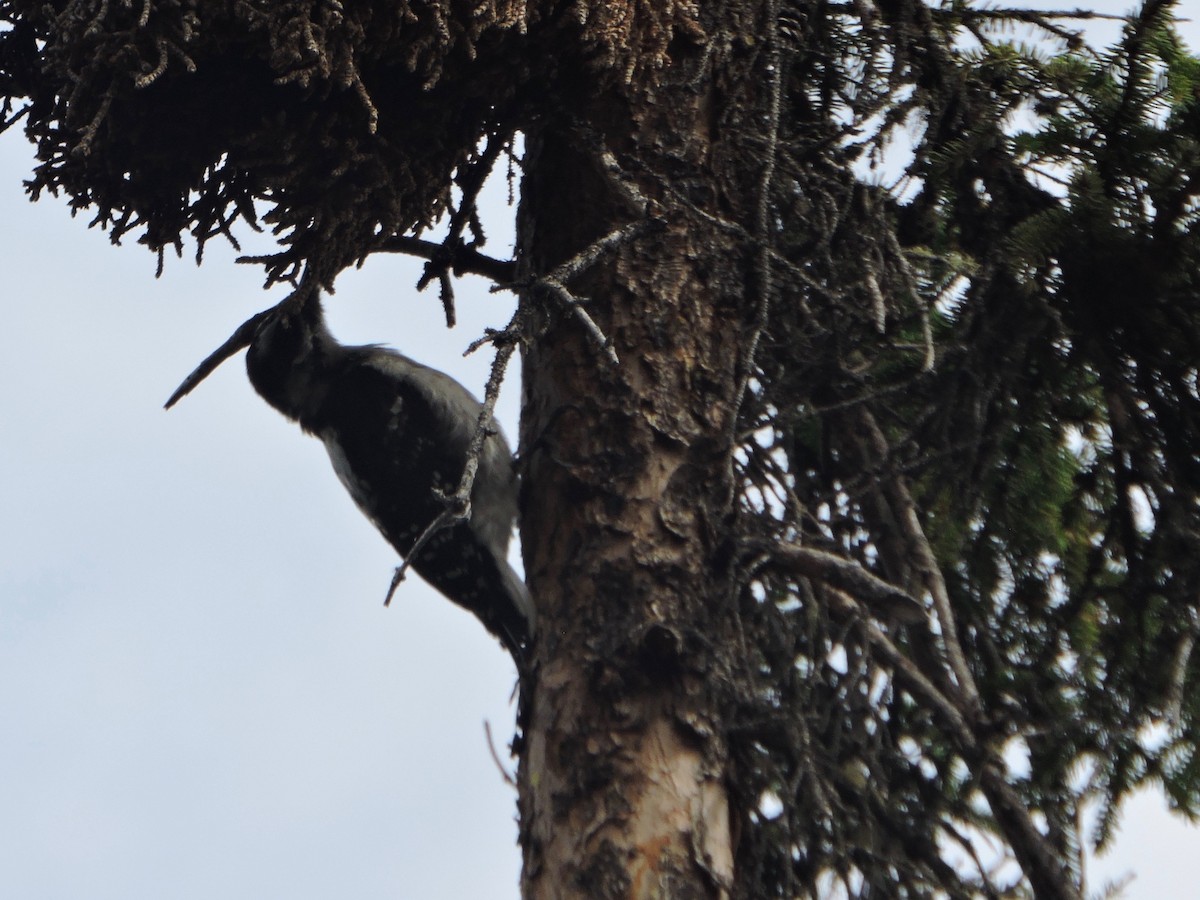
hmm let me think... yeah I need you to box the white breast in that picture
[320,430,382,529]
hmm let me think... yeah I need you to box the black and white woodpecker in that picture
[242,299,535,664]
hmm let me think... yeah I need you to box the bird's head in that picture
[164,289,333,421]
[244,297,335,425]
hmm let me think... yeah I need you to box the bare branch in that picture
[410,133,511,322]
[825,586,975,748]
[387,302,522,603]
[519,220,660,365]
[733,0,784,426]
[484,720,518,788]
[596,149,654,216]
[544,220,657,285]
[539,277,620,366]
[383,500,468,606]
[769,542,926,623]
[858,408,982,713]
[1164,610,1200,728]
[375,234,516,284]
[979,767,1080,900]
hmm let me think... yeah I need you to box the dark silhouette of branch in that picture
[375,234,516,285]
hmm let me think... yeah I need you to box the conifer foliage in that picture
[3,1,1199,896]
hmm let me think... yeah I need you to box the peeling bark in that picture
[514,15,760,888]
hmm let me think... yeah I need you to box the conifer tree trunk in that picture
[514,22,762,889]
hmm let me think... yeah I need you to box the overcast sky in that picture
[2,5,1198,898]
[1,123,528,897]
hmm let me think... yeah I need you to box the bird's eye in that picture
[251,314,300,358]
[253,316,281,347]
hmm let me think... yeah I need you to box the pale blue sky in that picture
[0,128,527,898]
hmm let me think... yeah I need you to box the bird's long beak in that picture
[163,307,277,409]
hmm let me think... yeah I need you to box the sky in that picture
[0,132,528,897]
[2,4,1198,899]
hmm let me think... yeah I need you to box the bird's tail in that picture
[408,525,535,667]
[497,561,536,665]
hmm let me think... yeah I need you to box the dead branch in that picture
[769,542,926,623]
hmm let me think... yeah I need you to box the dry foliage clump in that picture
[568,0,704,83]
[0,0,710,286]
[0,0,536,284]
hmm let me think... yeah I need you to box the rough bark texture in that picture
[514,13,761,890]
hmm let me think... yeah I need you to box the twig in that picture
[410,134,510,322]
[435,270,456,328]
[770,542,927,623]
[596,149,654,216]
[451,134,507,246]
[733,0,784,419]
[74,91,113,157]
[1164,609,1200,728]
[484,720,518,788]
[942,5,1173,26]
[387,305,522,603]
[825,585,975,749]
[375,234,516,284]
[384,502,466,606]
[858,408,982,714]
[544,220,657,285]
[465,326,514,356]
[519,220,659,365]
[348,66,379,134]
[825,2,1140,24]
[133,37,169,88]
[539,277,619,366]
[0,103,30,133]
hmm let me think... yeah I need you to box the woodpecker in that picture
[243,299,534,663]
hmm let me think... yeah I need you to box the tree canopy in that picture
[3,0,1199,896]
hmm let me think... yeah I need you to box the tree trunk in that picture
[515,20,761,891]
